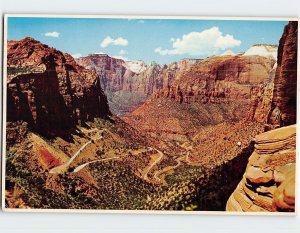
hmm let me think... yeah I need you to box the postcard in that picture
[2,15,298,214]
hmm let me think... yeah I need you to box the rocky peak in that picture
[243,44,278,60]
[7,37,110,136]
[124,60,147,74]
[247,22,298,127]
[220,50,236,56]
[267,21,298,128]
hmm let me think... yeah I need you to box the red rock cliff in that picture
[268,21,298,127]
[7,37,110,135]
[248,21,298,126]
[77,54,197,115]
[226,21,297,212]
[154,55,275,106]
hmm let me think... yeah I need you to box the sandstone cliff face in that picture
[77,54,197,115]
[77,54,126,93]
[247,67,276,123]
[7,37,110,135]
[268,21,298,127]
[248,22,298,125]
[153,55,275,105]
[124,54,275,140]
[226,125,296,212]
[226,21,297,212]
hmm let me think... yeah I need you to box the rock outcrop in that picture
[124,54,276,140]
[77,54,198,115]
[153,55,275,105]
[226,21,297,213]
[7,37,110,135]
[248,22,297,126]
[226,125,296,212]
[243,44,278,60]
[247,67,276,123]
[77,54,126,93]
[268,21,298,128]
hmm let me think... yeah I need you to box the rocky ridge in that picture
[248,22,297,126]
[243,44,278,60]
[7,37,110,136]
[153,55,275,105]
[77,54,198,115]
[124,54,276,139]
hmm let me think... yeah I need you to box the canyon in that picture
[77,54,198,115]
[4,21,297,212]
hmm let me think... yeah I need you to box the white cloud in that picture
[155,27,241,56]
[44,31,60,38]
[215,34,241,50]
[119,49,127,55]
[72,53,82,58]
[100,36,128,48]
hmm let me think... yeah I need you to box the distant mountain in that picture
[77,55,197,115]
[124,60,147,74]
[220,50,236,56]
[243,44,278,60]
[124,53,276,141]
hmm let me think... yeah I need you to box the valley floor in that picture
[5,116,264,210]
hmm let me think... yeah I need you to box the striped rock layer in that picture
[226,125,296,212]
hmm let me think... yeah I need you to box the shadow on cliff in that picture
[7,70,76,142]
[193,141,255,211]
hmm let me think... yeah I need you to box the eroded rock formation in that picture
[124,54,276,138]
[268,21,298,127]
[226,125,296,212]
[248,21,297,126]
[7,37,110,135]
[226,21,297,212]
[154,55,275,105]
[77,54,198,114]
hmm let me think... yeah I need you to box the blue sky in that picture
[7,17,287,64]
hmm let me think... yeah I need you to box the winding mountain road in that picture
[152,156,185,183]
[49,129,104,174]
[72,156,120,173]
[143,148,164,181]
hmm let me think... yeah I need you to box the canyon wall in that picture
[248,21,297,127]
[268,21,298,128]
[226,21,297,212]
[153,55,275,105]
[124,53,276,139]
[7,37,110,136]
[78,55,198,115]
